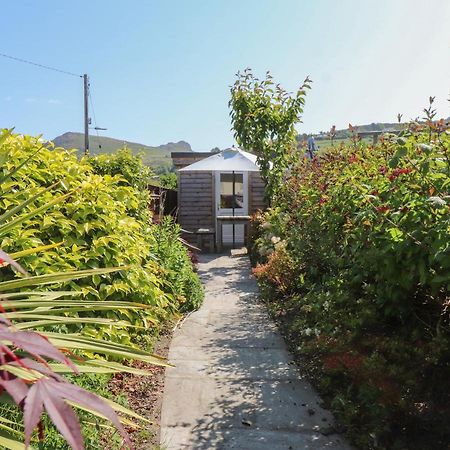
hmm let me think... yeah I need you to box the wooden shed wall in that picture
[178,171,214,234]
[249,172,267,214]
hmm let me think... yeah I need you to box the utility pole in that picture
[83,74,89,155]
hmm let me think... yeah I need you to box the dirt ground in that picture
[108,323,175,449]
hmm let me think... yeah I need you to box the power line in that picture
[0,52,82,78]
[89,90,99,138]
[88,86,107,149]
[1,52,104,153]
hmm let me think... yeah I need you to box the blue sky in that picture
[1,0,449,151]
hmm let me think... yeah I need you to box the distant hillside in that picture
[52,132,192,173]
[293,122,407,152]
[304,119,448,150]
[310,122,403,140]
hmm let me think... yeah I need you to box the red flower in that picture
[319,197,327,205]
[376,205,390,213]
[348,154,358,164]
[379,166,387,174]
[388,167,413,181]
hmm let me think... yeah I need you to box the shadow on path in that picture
[160,254,351,450]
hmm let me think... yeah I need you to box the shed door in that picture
[215,172,248,245]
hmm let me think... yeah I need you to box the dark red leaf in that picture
[50,381,133,448]
[0,329,76,372]
[23,381,44,447]
[0,378,28,405]
[0,315,9,325]
[40,381,83,450]
[9,357,65,382]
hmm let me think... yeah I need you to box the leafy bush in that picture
[0,130,203,345]
[152,217,203,312]
[0,129,203,448]
[88,146,202,312]
[252,115,450,448]
[159,172,177,190]
[0,148,172,449]
[88,148,153,220]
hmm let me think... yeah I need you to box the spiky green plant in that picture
[0,131,168,449]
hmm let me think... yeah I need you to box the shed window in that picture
[220,173,244,209]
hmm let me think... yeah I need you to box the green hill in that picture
[297,122,405,152]
[304,122,404,141]
[51,132,192,173]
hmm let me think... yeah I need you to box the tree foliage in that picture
[229,68,311,198]
[88,148,153,192]
[0,131,203,345]
[88,148,154,220]
[159,172,178,190]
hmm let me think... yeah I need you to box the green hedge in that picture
[152,217,203,312]
[0,130,203,344]
[252,123,450,449]
[89,148,203,313]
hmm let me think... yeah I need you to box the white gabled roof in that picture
[179,147,260,172]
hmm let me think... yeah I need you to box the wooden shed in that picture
[172,148,266,252]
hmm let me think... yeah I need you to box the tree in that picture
[159,172,178,190]
[229,68,312,199]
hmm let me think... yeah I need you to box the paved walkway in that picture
[160,254,351,450]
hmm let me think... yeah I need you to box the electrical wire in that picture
[0,52,82,78]
[1,51,106,149]
[88,86,105,149]
[88,91,99,137]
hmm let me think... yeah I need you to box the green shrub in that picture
[252,118,450,449]
[0,130,203,343]
[88,146,202,312]
[88,148,153,221]
[0,129,204,448]
[0,132,170,343]
[152,217,204,312]
[159,172,178,190]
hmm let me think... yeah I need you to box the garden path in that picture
[160,254,351,449]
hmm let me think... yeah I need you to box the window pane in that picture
[220,173,243,209]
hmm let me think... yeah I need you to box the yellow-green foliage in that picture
[0,130,202,344]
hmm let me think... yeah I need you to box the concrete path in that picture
[160,254,351,450]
